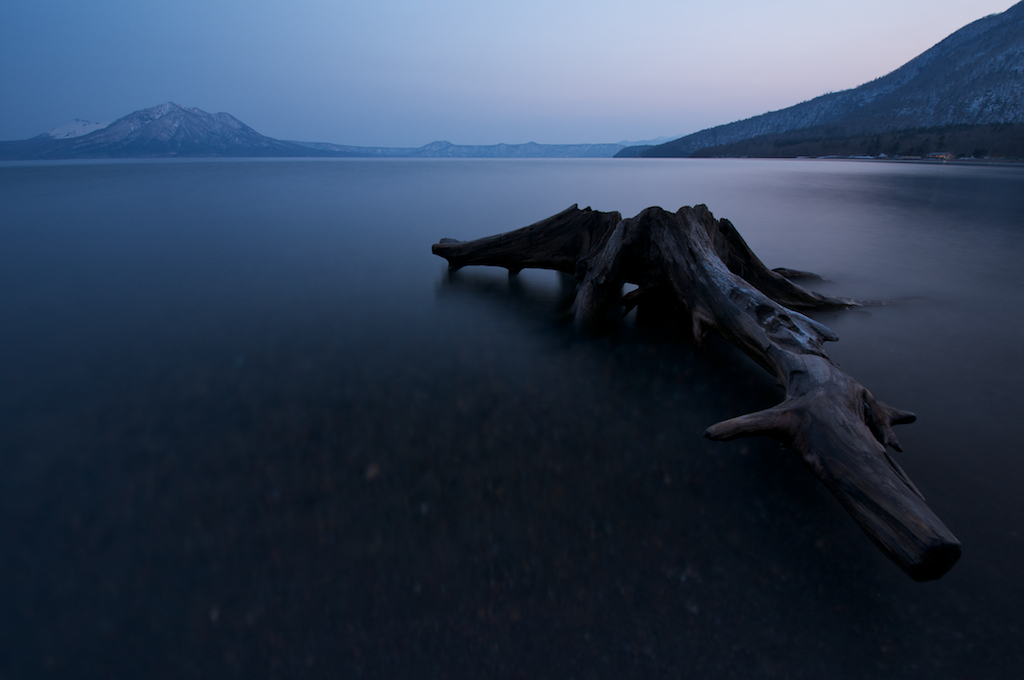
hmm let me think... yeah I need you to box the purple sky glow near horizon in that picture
[0,1,1018,146]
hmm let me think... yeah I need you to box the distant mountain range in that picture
[618,1,1024,159]
[7,3,1021,162]
[0,102,627,160]
[290,139,626,159]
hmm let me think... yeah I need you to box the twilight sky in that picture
[0,1,1016,146]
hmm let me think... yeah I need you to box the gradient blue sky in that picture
[0,1,1016,145]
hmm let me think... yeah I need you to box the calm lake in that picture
[1,158,1022,678]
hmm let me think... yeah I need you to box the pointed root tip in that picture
[432,240,460,256]
[704,407,792,442]
[772,267,825,281]
[889,408,916,425]
[800,315,838,342]
[884,432,903,453]
[703,425,727,441]
[905,541,962,582]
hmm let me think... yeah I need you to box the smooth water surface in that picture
[1,158,1023,678]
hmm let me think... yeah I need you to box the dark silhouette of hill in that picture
[689,123,1024,159]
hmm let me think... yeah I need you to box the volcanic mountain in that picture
[0,103,345,160]
[620,1,1024,158]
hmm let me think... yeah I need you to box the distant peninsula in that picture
[0,103,628,161]
[618,1,1024,160]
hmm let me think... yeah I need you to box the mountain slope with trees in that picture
[620,1,1024,159]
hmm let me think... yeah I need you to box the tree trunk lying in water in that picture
[432,204,960,581]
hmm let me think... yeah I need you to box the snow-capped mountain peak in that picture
[46,119,110,139]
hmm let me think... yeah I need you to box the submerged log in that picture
[432,204,960,581]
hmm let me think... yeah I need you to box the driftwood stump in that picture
[432,205,960,581]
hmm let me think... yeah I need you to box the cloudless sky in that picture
[0,1,1017,145]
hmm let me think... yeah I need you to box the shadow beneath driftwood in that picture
[435,266,578,327]
[435,265,701,346]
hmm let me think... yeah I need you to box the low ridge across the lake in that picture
[433,204,961,581]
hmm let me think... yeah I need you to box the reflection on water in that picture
[1,158,1022,678]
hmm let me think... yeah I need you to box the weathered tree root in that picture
[432,204,960,581]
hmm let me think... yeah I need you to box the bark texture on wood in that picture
[432,204,960,581]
